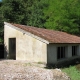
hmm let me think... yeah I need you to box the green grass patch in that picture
[23,63,31,67]
[61,65,80,80]
[37,62,43,64]
[76,64,80,71]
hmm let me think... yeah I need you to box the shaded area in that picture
[46,58,80,69]
[0,44,4,59]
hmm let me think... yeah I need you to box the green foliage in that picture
[0,0,80,42]
[2,0,27,23]
[62,66,80,80]
[0,0,47,42]
[1,0,47,27]
[44,0,80,35]
[0,1,3,43]
[76,64,80,71]
[27,0,48,28]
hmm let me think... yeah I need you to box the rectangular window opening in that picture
[72,46,77,56]
[57,46,65,60]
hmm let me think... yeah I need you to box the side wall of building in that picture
[4,25,47,63]
[47,43,80,64]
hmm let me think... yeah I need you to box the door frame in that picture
[8,38,16,59]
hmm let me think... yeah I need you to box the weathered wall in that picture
[4,24,47,63]
[47,43,80,64]
[47,44,57,64]
[4,23,80,64]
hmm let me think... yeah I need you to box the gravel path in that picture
[0,60,70,80]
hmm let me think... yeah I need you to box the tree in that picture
[1,0,80,39]
[44,0,80,35]
[0,0,48,42]
[0,1,3,42]
[27,0,48,28]
[1,0,47,28]
[1,0,27,24]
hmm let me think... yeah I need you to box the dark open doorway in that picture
[0,44,4,59]
[9,38,16,59]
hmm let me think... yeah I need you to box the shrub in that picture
[76,64,80,71]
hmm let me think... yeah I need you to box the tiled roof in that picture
[9,23,80,43]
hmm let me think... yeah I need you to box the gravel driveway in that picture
[0,60,70,80]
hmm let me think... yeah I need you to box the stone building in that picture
[4,22,80,65]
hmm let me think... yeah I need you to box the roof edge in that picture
[4,22,49,44]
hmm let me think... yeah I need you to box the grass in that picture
[23,63,31,67]
[37,62,43,64]
[61,65,80,80]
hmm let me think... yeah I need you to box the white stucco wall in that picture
[47,44,57,64]
[4,24,47,63]
[4,23,80,65]
[47,44,80,64]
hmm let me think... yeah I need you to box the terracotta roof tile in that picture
[10,23,80,43]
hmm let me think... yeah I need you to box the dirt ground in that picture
[0,60,70,80]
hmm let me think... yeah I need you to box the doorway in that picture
[9,38,16,59]
[0,44,4,59]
